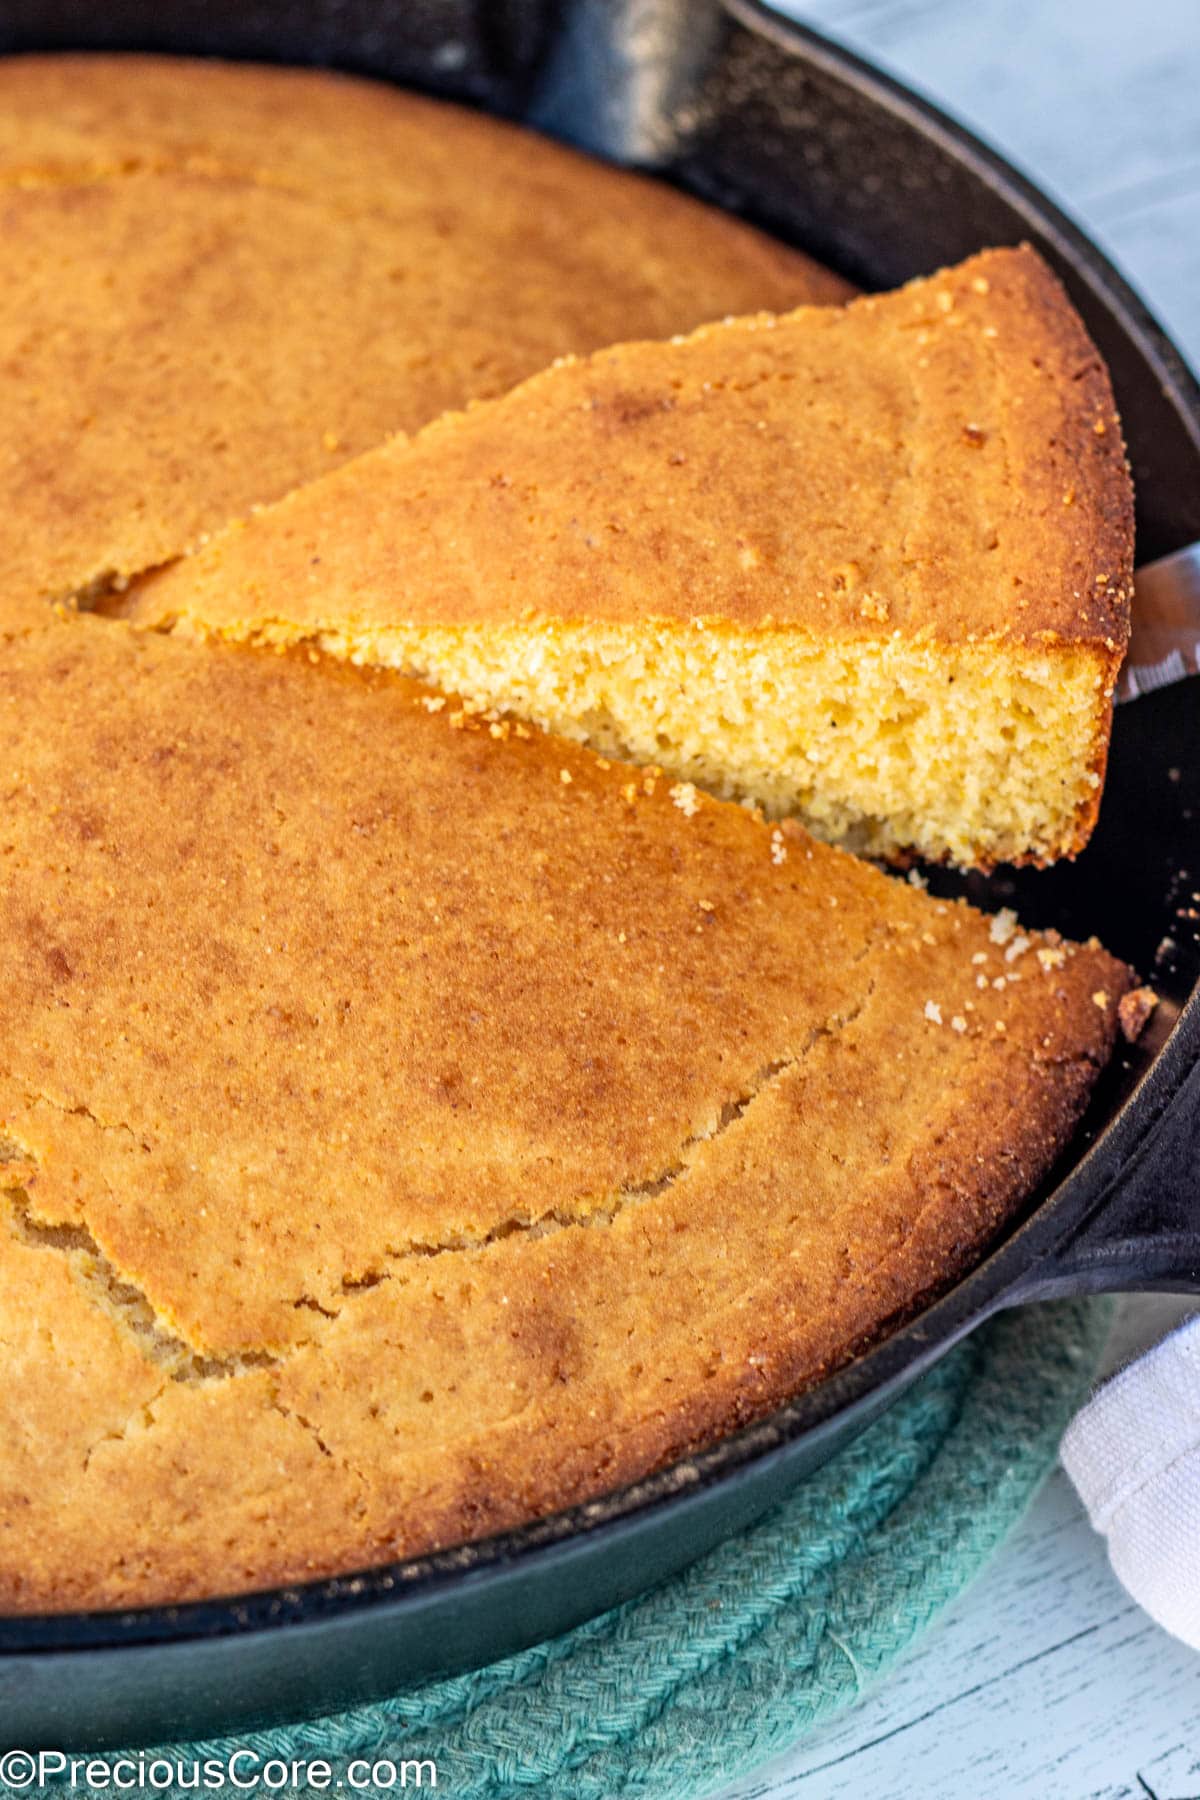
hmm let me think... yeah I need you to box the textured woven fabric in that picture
[21,1299,1110,1800]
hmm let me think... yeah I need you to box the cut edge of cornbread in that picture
[173,616,1117,867]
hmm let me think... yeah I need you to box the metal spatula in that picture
[1118,542,1200,701]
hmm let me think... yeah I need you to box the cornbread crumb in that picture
[990,909,1019,947]
[924,1000,943,1024]
[1117,986,1158,1042]
[670,781,700,818]
[770,828,788,866]
[1092,989,1110,1011]
[950,1015,968,1034]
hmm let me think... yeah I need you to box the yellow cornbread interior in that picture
[192,615,1109,865]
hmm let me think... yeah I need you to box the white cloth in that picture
[1062,1313,1200,1649]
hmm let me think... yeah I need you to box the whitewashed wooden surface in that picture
[712,4,1200,1796]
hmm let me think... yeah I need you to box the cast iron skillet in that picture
[2,0,1199,1750]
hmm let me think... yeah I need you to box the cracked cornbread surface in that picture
[0,55,849,631]
[0,55,1134,1615]
[0,624,1126,1611]
[119,246,1133,867]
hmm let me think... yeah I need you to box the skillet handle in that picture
[1015,1055,1200,1301]
[529,0,725,160]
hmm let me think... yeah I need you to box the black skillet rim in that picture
[3,0,1200,1655]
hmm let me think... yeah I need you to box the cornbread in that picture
[120,247,1133,868]
[0,56,848,631]
[0,54,1137,1616]
[0,622,1127,1612]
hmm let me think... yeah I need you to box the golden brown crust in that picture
[0,622,1127,1612]
[124,245,1132,652]
[0,50,848,325]
[0,56,849,633]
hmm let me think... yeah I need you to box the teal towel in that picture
[12,1298,1110,1800]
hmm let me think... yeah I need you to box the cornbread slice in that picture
[0,62,847,634]
[119,245,1132,869]
[0,621,1127,1611]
